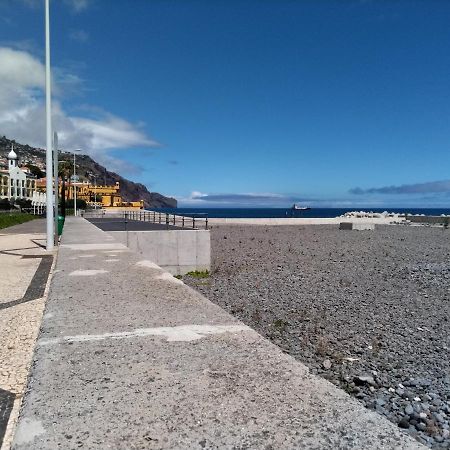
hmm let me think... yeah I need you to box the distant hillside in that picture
[0,136,177,208]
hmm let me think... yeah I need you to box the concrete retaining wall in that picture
[408,216,450,225]
[110,230,210,275]
[340,222,375,231]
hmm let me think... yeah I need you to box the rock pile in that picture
[341,210,405,219]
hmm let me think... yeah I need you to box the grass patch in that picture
[174,275,183,280]
[0,213,36,230]
[186,270,210,278]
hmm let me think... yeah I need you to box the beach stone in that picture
[403,390,415,399]
[405,404,414,415]
[417,422,427,431]
[398,417,410,429]
[322,359,332,370]
[354,375,376,387]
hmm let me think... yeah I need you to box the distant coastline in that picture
[153,207,450,219]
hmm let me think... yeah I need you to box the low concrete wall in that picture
[111,230,210,275]
[408,215,450,225]
[340,222,375,231]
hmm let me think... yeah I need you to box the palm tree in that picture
[58,161,72,217]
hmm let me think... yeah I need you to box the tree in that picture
[58,161,72,218]
[66,198,87,209]
[25,164,45,178]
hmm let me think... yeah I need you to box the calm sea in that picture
[152,207,450,219]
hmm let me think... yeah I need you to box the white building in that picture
[0,145,37,201]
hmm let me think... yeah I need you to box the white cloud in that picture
[18,0,91,13]
[69,29,89,43]
[0,47,44,89]
[64,0,90,12]
[0,46,158,173]
[178,191,303,207]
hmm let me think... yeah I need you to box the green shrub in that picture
[186,270,210,278]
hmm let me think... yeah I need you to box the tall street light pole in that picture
[45,0,54,251]
[94,176,97,209]
[53,131,59,246]
[73,149,80,217]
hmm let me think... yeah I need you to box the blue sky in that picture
[1,0,450,207]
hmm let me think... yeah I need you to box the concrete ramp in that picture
[12,218,423,449]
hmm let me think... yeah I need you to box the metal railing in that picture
[122,210,208,230]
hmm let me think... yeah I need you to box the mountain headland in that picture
[0,136,177,208]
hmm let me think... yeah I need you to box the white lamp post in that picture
[73,149,80,217]
[94,176,97,209]
[45,0,54,250]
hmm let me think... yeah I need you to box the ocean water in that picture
[153,207,450,219]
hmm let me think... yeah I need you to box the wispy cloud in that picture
[177,190,450,208]
[0,46,158,173]
[0,39,40,55]
[0,16,13,26]
[69,29,89,43]
[64,0,91,13]
[178,191,315,207]
[192,192,288,203]
[17,0,91,13]
[15,0,90,14]
[350,180,450,195]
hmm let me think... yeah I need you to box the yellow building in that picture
[36,179,144,210]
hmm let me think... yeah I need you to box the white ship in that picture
[291,204,311,211]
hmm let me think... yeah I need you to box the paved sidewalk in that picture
[13,218,423,449]
[86,217,182,231]
[0,219,53,450]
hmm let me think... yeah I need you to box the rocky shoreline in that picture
[184,224,450,448]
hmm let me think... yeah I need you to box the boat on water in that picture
[291,204,311,211]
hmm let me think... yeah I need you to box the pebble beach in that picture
[185,224,450,448]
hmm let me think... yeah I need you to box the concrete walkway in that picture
[86,217,183,231]
[13,218,423,449]
[0,219,53,450]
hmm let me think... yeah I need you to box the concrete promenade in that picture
[0,219,53,450]
[86,217,183,231]
[13,218,423,449]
